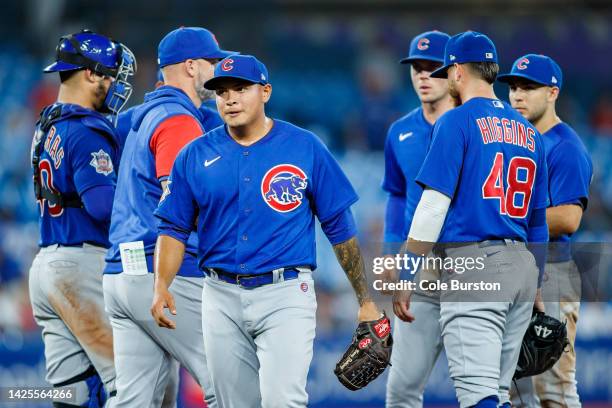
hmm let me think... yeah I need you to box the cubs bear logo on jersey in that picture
[90,149,114,176]
[261,164,308,212]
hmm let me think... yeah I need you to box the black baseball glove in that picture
[514,311,570,379]
[334,312,393,390]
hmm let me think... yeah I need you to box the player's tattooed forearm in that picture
[333,237,371,306]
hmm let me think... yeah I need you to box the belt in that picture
[435,239,523,257]
[479,239,522,248]
[44,241,106,249]
[205,266,311,289]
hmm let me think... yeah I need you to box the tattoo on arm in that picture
[333,237,371,306]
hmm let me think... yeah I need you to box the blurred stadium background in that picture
[0,0,611,406]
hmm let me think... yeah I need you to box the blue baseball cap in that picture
[497,54,563,89]
[204,55,269,90]
[400,31,450,64]
[430,31,498,78]
[158,27,236,68]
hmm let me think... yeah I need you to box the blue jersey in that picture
[105,86,210,277]
[416,97,548,243]
[542,122,592,260]
[33,103,119,247]
[382,107,432,240]
[155,119,359,274]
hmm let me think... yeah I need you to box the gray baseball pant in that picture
[103,273,216,407]
[385,290,443,407]
[29,244,117,407]
[439,242,537,408]
[201,271,317,408]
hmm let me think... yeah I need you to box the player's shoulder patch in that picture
[90,149,114,176]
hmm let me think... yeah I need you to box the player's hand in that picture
[380,255,397,295]
[358,300,382,322]
[534,288,545,313]
[393,288,415,323]
[151,284,177,329]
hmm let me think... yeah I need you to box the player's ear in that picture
[453,64,463,82]
[83,69,99,84]
[261,84,272,103]
[547,86,560,102]
[184,59,196,78]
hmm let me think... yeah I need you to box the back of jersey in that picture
[416,97,548,243]
[33,104,119,247]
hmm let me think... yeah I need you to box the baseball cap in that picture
[430,31,498,78]
[158,27,236,67]
[497,54,563,89]
[204,55,269,90]
[400,31,450,64]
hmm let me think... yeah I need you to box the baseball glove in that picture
[334,312,393,390]
[514,311,570,379]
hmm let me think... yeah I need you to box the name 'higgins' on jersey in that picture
[416,97,547,243]
[476,110,537,152]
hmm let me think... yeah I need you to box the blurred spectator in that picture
[28,74,57,115]
[591,92,612,135]
[346,52,403,150]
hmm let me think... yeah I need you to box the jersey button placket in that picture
[236,148,251,270]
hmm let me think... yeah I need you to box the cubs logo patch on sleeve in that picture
[261,164,308,212]
[90,149,114,176]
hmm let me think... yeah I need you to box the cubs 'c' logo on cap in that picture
[417,38,430,50]
[261,164,308,212]
[516,57,530,70]
[221,58,234,72]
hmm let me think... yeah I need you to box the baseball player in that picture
[113,66,223,408]
[392,31,549,408]
[28,30,135,407]
[381,30,455,407]
[499,54,593,408]
[102,27,233,407]
[151,54,384,408]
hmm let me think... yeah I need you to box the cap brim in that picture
[430,64,451,78]
[497,73,549,86]
[399,56,444,65]
[204,75,262,90]
[43,61,81,73]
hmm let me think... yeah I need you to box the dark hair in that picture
[466,62,499,84]
[59,69,83,83]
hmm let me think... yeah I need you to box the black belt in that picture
[205,266,310,289]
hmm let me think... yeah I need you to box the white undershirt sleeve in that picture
[408,188,452,242]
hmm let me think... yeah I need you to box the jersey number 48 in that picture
[482,152,536,218]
